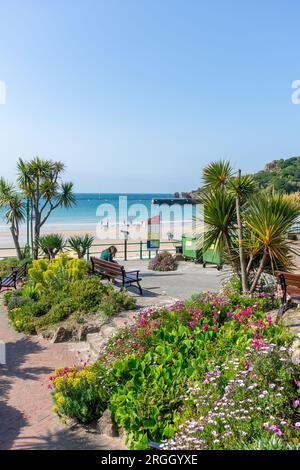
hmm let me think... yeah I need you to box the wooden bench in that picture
[275,270,300,323]
[90,257,143,295]
[0,262,28,293]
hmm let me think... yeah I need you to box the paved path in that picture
[123,259,222,300]
[0,297,125,450]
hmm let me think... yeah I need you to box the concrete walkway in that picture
[122,259,222,300]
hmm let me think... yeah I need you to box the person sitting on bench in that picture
[100,245,118,263]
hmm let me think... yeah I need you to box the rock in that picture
[51,326,74,343]
[77,324,101,341]
[97,409,119,437]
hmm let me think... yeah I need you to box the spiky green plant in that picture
[68,234,94,259]
[38,233,65,260]
[202,160,234,190]
[199,188,238,270]
[245,191,300,291]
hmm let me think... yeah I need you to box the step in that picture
[100,325,117,338]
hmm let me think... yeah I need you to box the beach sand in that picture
[0,220,200,259]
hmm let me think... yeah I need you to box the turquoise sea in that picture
[0,193,175,228]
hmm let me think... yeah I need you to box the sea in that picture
[0,192,199,229]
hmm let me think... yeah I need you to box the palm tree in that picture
[228,172,255,291]
[202,160,234,190]
[199,188,238,270]
[17,157,76,258]
[38,234,65,260]
[201,161,255,287]
[245,192,300,292]
[0,178,25,259]
[68,234,94,259]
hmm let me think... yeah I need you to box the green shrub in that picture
[21,284,40,301]
[28,254,88,291]
[98,285,136,315]
[34,304,72,330]
[6,270,136,333]
[69,277,106,312]
[8,304,37,334]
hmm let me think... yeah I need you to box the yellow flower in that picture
[56,395,65,406]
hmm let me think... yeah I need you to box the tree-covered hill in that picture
[253,156,300,193]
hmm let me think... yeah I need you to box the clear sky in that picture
[0,0,300,193]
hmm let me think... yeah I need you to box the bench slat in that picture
[92,259,123,274]
[275,271,300,283]
[90,256,142,294]
[286,286,300,296]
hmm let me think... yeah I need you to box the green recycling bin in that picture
[182,234,202,261]
[203,244,222,270]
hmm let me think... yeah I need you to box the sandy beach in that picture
[0,220,201,259]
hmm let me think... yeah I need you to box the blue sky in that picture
[0,0,300,192]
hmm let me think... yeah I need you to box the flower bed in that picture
[4,254,136,334]
[49,290,300,450]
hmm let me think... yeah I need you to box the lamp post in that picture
[121,228,130,261]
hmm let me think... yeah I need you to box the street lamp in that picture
[121,228,130,261]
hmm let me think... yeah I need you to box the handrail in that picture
[0,240,179,261]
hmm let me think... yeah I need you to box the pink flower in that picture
[295,400,300,406]
[189,321,196,328]
[202,324,208,331]
[213,325,218,331]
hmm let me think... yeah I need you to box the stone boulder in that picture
[77,324,101,341]
[51,326,74,343]
[97,409,119,437]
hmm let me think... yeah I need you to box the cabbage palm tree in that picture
[0,178,25,259]
[202,160,234,190]
[201,160,255,288]
[245,192,300,292]
[228,172,255,291]
[200,188,238,270]
[17,157,76,258]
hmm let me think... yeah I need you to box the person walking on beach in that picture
[100,245,118,262]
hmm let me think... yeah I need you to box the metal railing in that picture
[0,240,179,261]
[87,240,177,261]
